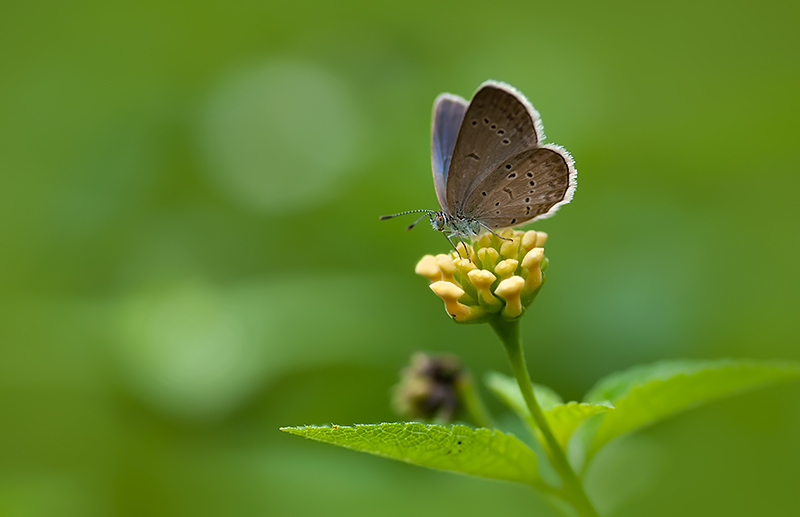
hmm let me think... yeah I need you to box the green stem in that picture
[490,318,600,517]
[456,373,495,429]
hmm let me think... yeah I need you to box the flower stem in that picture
[489,318,600,517]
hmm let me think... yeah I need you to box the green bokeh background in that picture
[2,0,799,515]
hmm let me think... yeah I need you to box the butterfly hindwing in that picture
[445,81,542,214]
[464,145,575,228]
[431,94,468,213]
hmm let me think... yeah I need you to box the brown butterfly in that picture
[381,80,576,256]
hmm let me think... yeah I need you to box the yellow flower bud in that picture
[467,269,502,312]
[475,233,494,249]
[429,281,485,322]
[495,276,525,319]
[500,236,521,260]
[521,231,539,253]
[494,259,519,280]
[477,247,500,270]
[454,258,477,276]
[455,242,473,261]
[521,248,545,295]
[415,255,441,282]
[436,254,459,285]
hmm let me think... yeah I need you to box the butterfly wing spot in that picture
[445,83,552,214]
[525,197,530,203]
[527,172,533,177]
[482,192,487,196]
[507,173,516,179]
[529,180,535,186]
[510,218,516,224]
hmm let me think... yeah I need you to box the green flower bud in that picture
[392,353,465,422]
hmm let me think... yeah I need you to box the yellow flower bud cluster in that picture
[415,229,549,323]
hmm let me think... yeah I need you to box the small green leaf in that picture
[280,422,540,486]
[486,370,563,415]
[545,402,611,449]
[582,359,800,460]
[486,372,610,449]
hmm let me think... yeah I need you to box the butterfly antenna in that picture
[405,214,428,231]
[379,209,434,220]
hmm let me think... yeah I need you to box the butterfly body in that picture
[428,211,481,238]
[382,80,576,255]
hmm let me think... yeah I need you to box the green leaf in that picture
[545,402,612,449]
[485,370,563,415]
[280,422,540,486]
[486,371,611,449]
[582,359,800,460]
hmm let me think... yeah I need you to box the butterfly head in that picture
[429,212,448,232]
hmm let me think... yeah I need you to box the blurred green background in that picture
[1,0,799,515]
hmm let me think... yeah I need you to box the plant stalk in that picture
[456,373,495,429]
[490,318,600,517]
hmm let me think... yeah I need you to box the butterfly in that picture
[381,80,576,257]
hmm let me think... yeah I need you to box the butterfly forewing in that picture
[431,94,468,213]
[446,82,541,214]
[464,146,573,228]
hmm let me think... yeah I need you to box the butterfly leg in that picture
[478,222,513,242]
[455,233,471,261]
[443,231,463,259]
